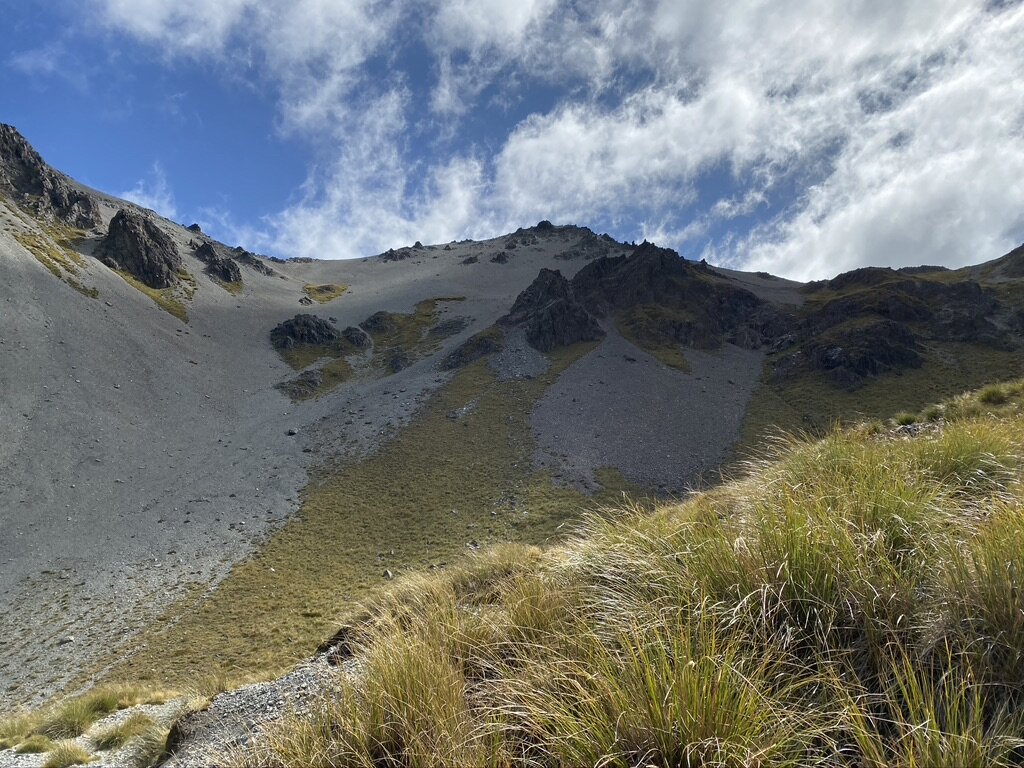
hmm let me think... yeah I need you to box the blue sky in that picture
[3,0,1024,279]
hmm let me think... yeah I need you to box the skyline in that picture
[3,0,1024,279]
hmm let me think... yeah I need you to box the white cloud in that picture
[90,0,1024,278]
[120,163,179,220]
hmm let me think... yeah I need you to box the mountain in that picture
[2,123,1024,763]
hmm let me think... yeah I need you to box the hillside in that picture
[2,122,1024,764]
[6,381,1024,766]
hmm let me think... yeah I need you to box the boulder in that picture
[342,326,372,349]
[195,241,242,284]
[270,314,340,349]
[96,208,182,288]
[361,311,398,335]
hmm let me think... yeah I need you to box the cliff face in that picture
[0,124,102,229]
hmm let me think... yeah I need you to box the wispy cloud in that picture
[89,0,1024,277]
[120,162,179,220]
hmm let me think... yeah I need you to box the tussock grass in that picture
[92,712,158,750]
[236,382,1024,767]
[42,741,94,767]
[0,684,175,747]
[13,734,54,753]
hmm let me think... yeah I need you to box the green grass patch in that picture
[13,231,99,299]
[615,304,691,371]
[235,385,1024,767]
[106,341,642,687]
[114,271,189,323]
[303,283,347,303]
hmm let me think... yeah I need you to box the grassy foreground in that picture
[228,381,1024,767]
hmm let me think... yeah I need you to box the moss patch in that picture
[114,271,190,323]
[107,341,643,687]
[303,283,347,303]
[13,231,99,299]
[615,304,691,372]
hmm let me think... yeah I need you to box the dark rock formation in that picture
[0,124,101,228]
[270,314,340,349]
[195,241,241,284]
[440,330,501,370]
[491,251,510,264]
[797,320,923,387]
[231,246,277,276]
[186,223,202,233]
[535,219,554,231]
[362,311,398,335]
[501,268,605,352]
[342,325,372,349]
[96,208,182,288]
[462,255,479,265]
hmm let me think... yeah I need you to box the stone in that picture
[96,208,182,288]
[270,314,340,349]
[342,325,372,349]
[501,268,604,352]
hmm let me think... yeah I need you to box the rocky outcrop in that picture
[362,311,398,335]
[0,124,101,228]
[501,268,605,352]
[490,251,510,264]
[276,369,323,399]
[342,325,372,349]
[270,314,340,349]
[96,208,182,288]
[195,241,242,284]
[440,330,502,370]
[783,320,923,387]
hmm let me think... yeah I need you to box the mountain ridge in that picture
[2,121,1024,755]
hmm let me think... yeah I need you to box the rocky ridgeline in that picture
[0,124,102,229]
[194,241,242,284]
[500,241,775,354]
[775,266,1013,387]
[95,208,182,288]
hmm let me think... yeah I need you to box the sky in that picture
[2,0,1024,280]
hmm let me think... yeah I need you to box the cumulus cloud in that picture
[120,163,179,220]
[90,0,1024,277]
